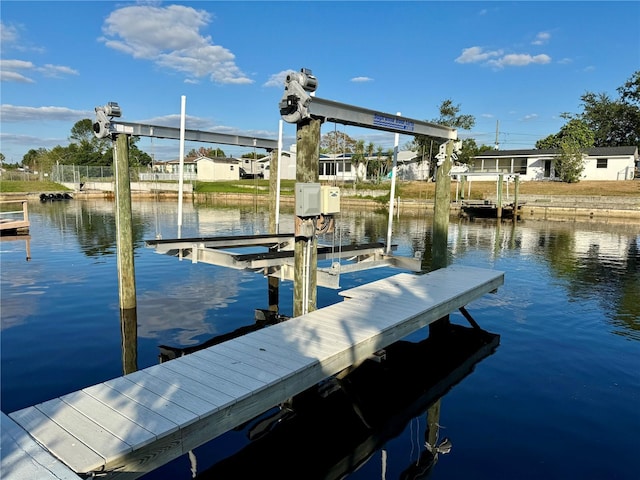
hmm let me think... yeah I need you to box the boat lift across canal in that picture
[1,69,505,479]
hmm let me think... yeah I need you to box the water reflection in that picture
[21,199,640,343]
[193,324,499,480]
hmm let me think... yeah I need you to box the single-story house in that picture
[263,144,427,182]
[471,146,638,181]
[152,158,197,175]
[196,156,239,181]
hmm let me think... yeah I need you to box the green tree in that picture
[543,119,594,182]
[352,139,366,183]
[187,147,226,159]
[559,71,640,149]
[408,99,476,179]
[320,131,357,154]
[70,119,112,163]
[555,141,585,183]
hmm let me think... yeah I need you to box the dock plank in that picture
[99,376,198,426]
[9,406,105,473]
[35,398,132,466]
[139,363,236,411]
[60,391,156,448]
[1,412,82,480]
[125,370,216,418]
[6,265,504,479]
[159,354,254,399]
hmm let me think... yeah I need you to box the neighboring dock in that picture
[0,199,30,235]
[3,264,503,479]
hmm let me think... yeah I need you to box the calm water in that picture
[1,198,639,479]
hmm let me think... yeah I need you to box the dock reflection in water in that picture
[178,324,499,480]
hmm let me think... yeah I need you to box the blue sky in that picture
[1,1,638,163]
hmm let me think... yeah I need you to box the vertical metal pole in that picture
[275,120,283,234]
[386,113,400,254]
[177,95,186,238]
[268,132,281,313]
[497,174,503,219]
[293,118,321,317]
[513,175,520,223]
[113,133,138,374]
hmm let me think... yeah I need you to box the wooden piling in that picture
[293,118,321,317]
[113,134,138,374]
[432,141,452,271]
[430,141,453,335]
[113,134,137,311]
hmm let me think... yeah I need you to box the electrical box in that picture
[295,183,321,216]
[321,186,340,214]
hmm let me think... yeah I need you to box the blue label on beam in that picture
[373,114,415,132]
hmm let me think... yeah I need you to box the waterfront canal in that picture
[1,198,638,479]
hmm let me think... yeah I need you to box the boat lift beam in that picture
[279,69,457,140]
[305,96,458,140]
[93,103,278,150]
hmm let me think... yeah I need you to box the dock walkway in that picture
[3,264,503,479]
[0,199,30,234]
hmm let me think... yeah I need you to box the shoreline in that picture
[2,190,638,222]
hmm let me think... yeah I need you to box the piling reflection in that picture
[192,324,499,480]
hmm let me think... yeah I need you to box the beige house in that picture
[196,156,239,181]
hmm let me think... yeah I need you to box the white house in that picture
[262,144,432,182]
[196,156,239,181]
[472,146,638,181]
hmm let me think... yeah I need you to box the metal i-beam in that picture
[279,69,457,140]
[307,96,457,140]
[110,121,278,150]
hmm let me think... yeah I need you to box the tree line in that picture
[3,71,637,184]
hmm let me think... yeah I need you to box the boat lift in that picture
[93,69,458,292]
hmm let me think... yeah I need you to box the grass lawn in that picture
[0,180,72,193]
[1,179,637,199]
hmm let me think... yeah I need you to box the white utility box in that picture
[321,186,341,214]
[295,183,321,216]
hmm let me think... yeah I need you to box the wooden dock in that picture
[0,199,30,234]
[3,264,503,479]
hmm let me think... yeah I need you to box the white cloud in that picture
[351,76,373,83]
[0,58,78,83]
[522,113,539,121]
[489,53,551,68]
[455,46,503,64]
[38,64,80,78]
[0,105,91,122]
[532,31,551,45]
[100,4,252,85]
[456,44,551,68]
[0,70,34,83]
[0,21,19,44]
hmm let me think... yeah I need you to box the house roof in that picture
[474,146,638,159]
